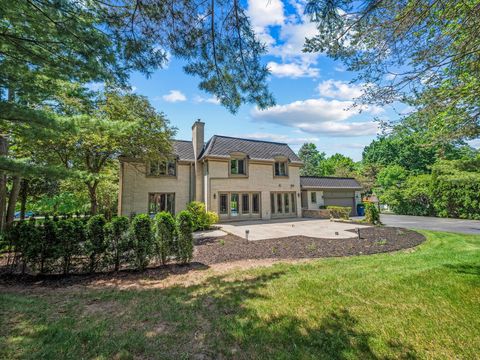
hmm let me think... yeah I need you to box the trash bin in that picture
[356,203,365,216]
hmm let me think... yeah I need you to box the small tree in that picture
[153,211,176,265]
[16,219,42,273]
[40,218,57,273]
[176,211,194,264]
[85,215,107,273]
[105,216,130,271]
[57,219,83,275]
[130,214,153,271]
[365,203,381,225]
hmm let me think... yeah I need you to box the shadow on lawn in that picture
[443,263,480,276]
[1,270,418,359]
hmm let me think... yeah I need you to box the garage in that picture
[300,176,362,216]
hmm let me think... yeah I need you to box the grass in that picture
[1,230,479,359]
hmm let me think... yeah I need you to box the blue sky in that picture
[128,0,406,161]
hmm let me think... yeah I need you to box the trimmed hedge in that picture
[327,206,351,220]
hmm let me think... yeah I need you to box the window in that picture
[311,191,317,203]
[284,193,290,213]
[252,193,260,214]
[277,193,283,213]
[219,194,228,214]
[291,193,296,213]
[148,160,176,176]
[231,193,239,216]
[274,161,287,176]
[149,193,175,214]
[242,194,249,213]
[230,159,246,175]
[271,193,275,214]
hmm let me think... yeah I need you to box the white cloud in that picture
[193,95,220,105]
[267,61,319,78]
[162,90,187,103]
[244,132,319,144]
[317,79,364,100]
[468,138,480,149]
[251,97,381,137]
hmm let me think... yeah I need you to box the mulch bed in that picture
[194,227,425,264]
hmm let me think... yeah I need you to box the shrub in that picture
[57,219,83,274]
[176,210,194,264]
[16,219,42,273]
[130,214,153,270]
[105,216,131,271]
[186,201,218,231]
[85,215,107,272]
[39,219,58,273]
[153,211,176,265]
[327,206,351,220]
[364,203,381,225]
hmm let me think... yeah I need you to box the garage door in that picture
[323,191,356,216]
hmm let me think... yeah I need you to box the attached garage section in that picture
[323,190,356,215]
[300,176,363,216]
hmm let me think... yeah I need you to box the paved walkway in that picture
[380,214,480,235]
[220,218,370,241]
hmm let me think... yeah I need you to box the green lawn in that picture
[1,231,479,359]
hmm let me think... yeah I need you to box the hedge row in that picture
[3,210,199,275]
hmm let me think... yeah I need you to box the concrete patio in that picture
[220,218,371,240]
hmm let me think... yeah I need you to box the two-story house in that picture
[118,120,363,220]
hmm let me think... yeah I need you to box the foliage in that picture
[298,143,357,178]
[298,143,325,176]
[206,211,220,228]
[186,201,218,231]
[304,0,480,142]
[153,212,176,265]
[327,206,351,220]
[431,156,480,219]
[176,211,194,264]
[364,203,381,225]
[105,216,131,271]
[39,219,58,273]
[130,214,153,271]
[85,215,107,272]
[15,220,42,273]
[56,219,83,275]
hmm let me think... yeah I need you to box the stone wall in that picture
[302,209,331,219]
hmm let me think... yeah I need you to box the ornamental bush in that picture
[176,210,194,264]
[105,216,131,271]
[16,219,42,273]
[39,218,58,273]
[130,214,153,270]
[57,219,83,275]
[85,215,107,272]
[153,211,176,265]
[327,206,351,220]
[364,203,381,225]
[186,201,218,231]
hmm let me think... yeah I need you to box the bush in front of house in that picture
[39,218,57,273]
[176,210,194,264]
[153,211,176,265]
[327,206,351,220]
[16,219,42,273]
[130,214,153,270]
[186,201,218,231]
[57,219,82,274]
[85,215,107,272]
[364,203,381,225]
[105,216,131,271]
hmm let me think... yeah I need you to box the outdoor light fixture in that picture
[213,193,216,199]
[245,229,250,240]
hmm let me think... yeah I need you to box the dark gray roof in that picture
[172,140,195,161]
[300,176,362,189]
[199,135,302,163]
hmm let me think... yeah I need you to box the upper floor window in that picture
[148,160,176,176]
[274,161,288,176]
[230,158,246,175]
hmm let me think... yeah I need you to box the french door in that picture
[270,192,297,217]
[218,192,261,219]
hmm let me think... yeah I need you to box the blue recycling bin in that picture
[356,203,365,216]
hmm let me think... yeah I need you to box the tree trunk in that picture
[19,179,28,220]
[0,135,8,230]
[6,175,21,225]
[87,181,98,215]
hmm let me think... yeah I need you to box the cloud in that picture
[193,95,220,105]
[244,132,319,144]
[468,138,480,149]
[247,0,320,78]
[162,90,187,102]
[317,79,364,100]
[267,61,319,78]
[251,97,381,137]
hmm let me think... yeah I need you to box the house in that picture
[118,120,363,220]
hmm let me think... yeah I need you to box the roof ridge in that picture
[212,134,288,145]
[300,176,356,180]
[172,139,192,143]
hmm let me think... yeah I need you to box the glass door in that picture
[230,193,239,216]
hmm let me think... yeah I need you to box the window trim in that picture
[311,191,317,203]
[229,157,248,177]
[273,160,288,177]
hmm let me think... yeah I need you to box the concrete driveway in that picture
[220,218,370,241]
[380,214,480,235]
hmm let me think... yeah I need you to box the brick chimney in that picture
[192,119,205,202]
